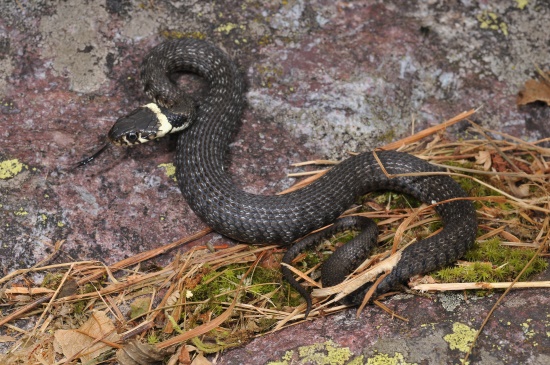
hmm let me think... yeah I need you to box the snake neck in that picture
[142,38,246,159]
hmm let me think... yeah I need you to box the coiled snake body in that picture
[107,39,478,314]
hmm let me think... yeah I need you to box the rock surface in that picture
[1,1,549,363]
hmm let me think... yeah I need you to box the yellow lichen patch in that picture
[256,64,284,88]
[158,163,177,182]
[444,322,477,353]
[477,11,508,36]
[258,34,273,46]
[215,22,245,35]
[267,340,360,365]
[0,159,27,179]
[516,0,529,9]
[298,341,352,364]
[14,208,28,216]
[267,350,294,365]
[365,352,417,365]
[521,319,536,339]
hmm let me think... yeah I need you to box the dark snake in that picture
[103,38,478,315]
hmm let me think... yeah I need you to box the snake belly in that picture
[140,39,478,305]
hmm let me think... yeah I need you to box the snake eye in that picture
[126,132,138,144]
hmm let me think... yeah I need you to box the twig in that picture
[413,281,550,291]
[381,109,476,150]
[0,295,52,328]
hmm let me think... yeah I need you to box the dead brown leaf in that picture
[191,353,213,365]
[507,181,531,198]
[179,345,192,365]
[491,154,508,172]
[130,297,151,320]
[116,339,172,365]
[475,150,492,171]
[258,248,281,270]
[517,76,550,106]
[514,160,533,174]
[54,311,121,363]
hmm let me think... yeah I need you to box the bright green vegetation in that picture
[434,238,547,283]
[190,263,301,317]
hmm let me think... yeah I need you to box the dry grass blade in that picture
[278,170,328,194]
[413,281,550,291]
[373,300,408,322]
[31,263,76,337]
[0,295,52,328]
[381,109,476,150]
[155,294,239,350]
[356,271,390,317]
[291,160,338,167]
[280,263,321,288]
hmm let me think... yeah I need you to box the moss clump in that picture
[295,247,323,272]
[465,238,548,279]
[147,332,159,345]
[434,238,548,283]
[248,266,281,296]
[73,300,86,315]
[41,273,64,290]
[190,261,297,316]
[192,267,242,303]
[435,262,504,283]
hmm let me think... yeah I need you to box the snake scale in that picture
[106,38,478,314]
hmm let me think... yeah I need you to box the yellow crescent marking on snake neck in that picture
[144,102,172,138]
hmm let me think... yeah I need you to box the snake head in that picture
[108,102,194,146]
